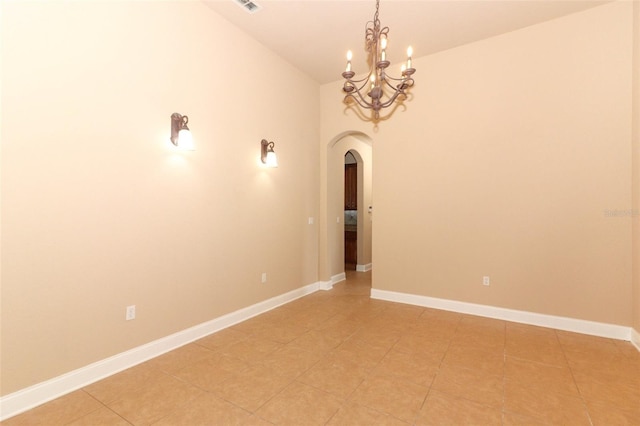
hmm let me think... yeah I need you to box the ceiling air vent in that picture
[235,0,261,13]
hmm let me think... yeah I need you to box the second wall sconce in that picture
[170,113,195,151]
[261,139,278,168]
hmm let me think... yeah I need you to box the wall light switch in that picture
[261,273,267,283]
[126,305,136,320]
[483,276,490,286]
[308,217,314,225]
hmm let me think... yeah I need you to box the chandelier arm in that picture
[382,77,414,92]
[351,86,375,109]
[384,74,408,82]
[345,93,375,110]
[378,90,406,109]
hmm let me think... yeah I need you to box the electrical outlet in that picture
[483,276,490,286]
[126,305,136,320]
[261,273,267,283]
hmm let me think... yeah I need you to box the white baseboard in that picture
[632,328,640,352]
[356,263,372,272]
[317,272,347,291]
[317,280,333,291]
[0,281,323,421]
[371,289,634,342]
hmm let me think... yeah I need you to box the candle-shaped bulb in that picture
[401,64,407,75]
[380,37,387,61]
[346,50,352,72]
[407,46,413,69]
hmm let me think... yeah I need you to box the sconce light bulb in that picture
[177,129,194,151]
[347,50,353,61]
[265,150,278,168]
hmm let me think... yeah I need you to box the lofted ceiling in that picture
[203,0,609,85]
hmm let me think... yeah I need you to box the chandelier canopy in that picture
[342,0,416,121]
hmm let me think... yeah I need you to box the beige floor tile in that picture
[220,336,283,364]
[431,365,503,408]
[505,356,579,397]
[349,374,429,423]
[195,328,250,351]
[173,352,250,392]
[556,330,617,349]
[442,343,505,376]
[144,343,214,375]
[7,272,640,426]
[392,333,450,360]
[564,347,637,375]
[505,338,567,366]
[572,369,640,411]
[83,362,162,404]
[501,411,550,426]
[377,304,425,324]
[258,344,323,379]
[332,335,390,369]
[458,315,506,331]
[285,309,336,330]
[151,392,253,425]
[249,320,310,343]
[298,353,368,399]
[289,328,346,353]
[419,308,463,323]
[406,320,458,341]
[327,402,409,426]
[66,407,130,426]
[230,316,273,335]
[449,329,505,355]
[106,373,203,425]
[415,390,502,426]
[210,365,292,412]
[505,321,558,337]
[2,391,103,426]
[350,324,402,349]
[584,399,640,426]
[504,381,591,425]
[374,349,439,387]
[505,323,563,356]
[255,381,342,425]
[242,415,275,426]
[313,321,361,343]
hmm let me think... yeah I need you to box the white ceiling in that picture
[203,0,609,84]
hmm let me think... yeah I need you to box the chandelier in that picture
[342,0,416,121]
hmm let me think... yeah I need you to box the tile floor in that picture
[3,271,640,425]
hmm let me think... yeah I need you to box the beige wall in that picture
[0,1,320,395]
[633,0,640,335]
[321,1,635,326]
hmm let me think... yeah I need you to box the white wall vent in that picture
[234,0,261,13]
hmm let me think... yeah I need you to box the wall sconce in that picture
[170,113,194,150]
[261,139,278,168]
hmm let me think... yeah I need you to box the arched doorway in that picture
[320,132,372,282]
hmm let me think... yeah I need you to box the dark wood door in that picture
[344,163,357,210]
[345,230,357,268]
